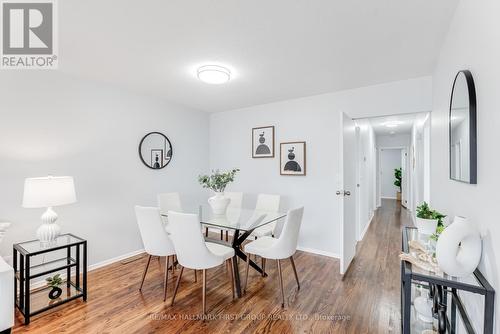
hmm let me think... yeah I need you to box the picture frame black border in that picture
[138,132,173,170]
[150,149,164,169]
[280,141,306,176]
[252,126,275,158]
[449,70,477,184]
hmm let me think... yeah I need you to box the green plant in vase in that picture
[199,168,240,214]
[46,273,63,300]
[415,201,446,239]
[394,168,402,202]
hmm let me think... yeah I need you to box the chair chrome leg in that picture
[163,255,170,301]
[277,259,285,308]
[244,253,250,293]
[171,266,184,306]
[202,269,207,315]
[290,256,300,290]
[229,259,235,299]
[262,258,266,277]
[139,255,152,291]
[194,269,197,283]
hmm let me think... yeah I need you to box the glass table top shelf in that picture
[403,227,486,291]
[14,234,85,255]
[162,204,286,232]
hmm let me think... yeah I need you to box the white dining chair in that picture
[168,211,236,315]
[135,206,176,301]
[251,194,281,238]
[244,207,304,308]
[157,192,183,214]
[205,191,243,241]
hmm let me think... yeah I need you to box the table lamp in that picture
[22,176,77,244]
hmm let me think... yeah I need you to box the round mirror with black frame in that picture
[138,132,173,170]
[449,70,477,184]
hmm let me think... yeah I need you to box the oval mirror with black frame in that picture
[138,132,173,170]
[449,70,477,184]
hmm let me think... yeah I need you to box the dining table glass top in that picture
[162,204,286,232]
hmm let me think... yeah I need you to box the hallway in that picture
[333,198,413,333]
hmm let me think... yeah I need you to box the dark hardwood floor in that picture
[13,199,412,334]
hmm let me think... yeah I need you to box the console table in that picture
[13,234,87,324]
[401,227,494,333]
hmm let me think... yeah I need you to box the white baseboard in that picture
[359,212,375,241]
[88,248,145,271]
[296,246,340,259]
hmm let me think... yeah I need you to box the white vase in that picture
[414,217,438,235]
[208,192,230,215]
[436,216,482,277]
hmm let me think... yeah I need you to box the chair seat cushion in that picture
[244,236,278,258]
[205,242,235,261]
[250,224,274,237]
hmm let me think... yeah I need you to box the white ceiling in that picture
[59,0,458,112]
[369,113,423,135]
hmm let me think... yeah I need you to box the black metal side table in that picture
[401,227,494,334]
[13,234,87,324]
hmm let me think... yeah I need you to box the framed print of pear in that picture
[252,126,275,158]
[280,141,306,176]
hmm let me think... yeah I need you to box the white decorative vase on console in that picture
[436,216,482,277]
[208,192,230,215]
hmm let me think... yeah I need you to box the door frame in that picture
[339,112,357,275]
[377,146,409,205]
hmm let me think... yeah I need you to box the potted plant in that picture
[415,202,446,236]
[394,168,402,202]
[46,274,63,300]
[198,168,239,214]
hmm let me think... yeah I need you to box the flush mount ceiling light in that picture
[383,121,403,128]
[197,65,231,84]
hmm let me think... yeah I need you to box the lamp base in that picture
[37,207,61,244]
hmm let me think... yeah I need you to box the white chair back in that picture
[167,211,223,270]
[225,192,243,209]
[272,207,304,259]
[158,192,182,214]
[255,194,280,212]
[135,206,175,257]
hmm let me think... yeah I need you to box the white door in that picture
[339,112,357,274]
[401,148,408,208]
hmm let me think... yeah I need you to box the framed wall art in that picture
[280,141,306,176]
[252,126,275,158]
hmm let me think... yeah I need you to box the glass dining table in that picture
[162,204,286,297]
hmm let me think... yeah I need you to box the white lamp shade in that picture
[23,176,77,208]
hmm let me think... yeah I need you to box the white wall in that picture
[431,0,500,329]
[209,77,432,257]
[355,120,376,240]
[376,133,411,148]
[375,133,410,206]
[0,71,209,266]
[379,149,402,199]
[409,113,431,213]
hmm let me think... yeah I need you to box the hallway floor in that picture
[13,199,412,334]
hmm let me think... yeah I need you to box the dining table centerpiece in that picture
[198,168,239,214]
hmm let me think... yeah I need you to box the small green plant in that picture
[430,225,445,242]
[45,274,63,288]
[416,202,446,240]
[198,168,240,192]
[394,168,402,192]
